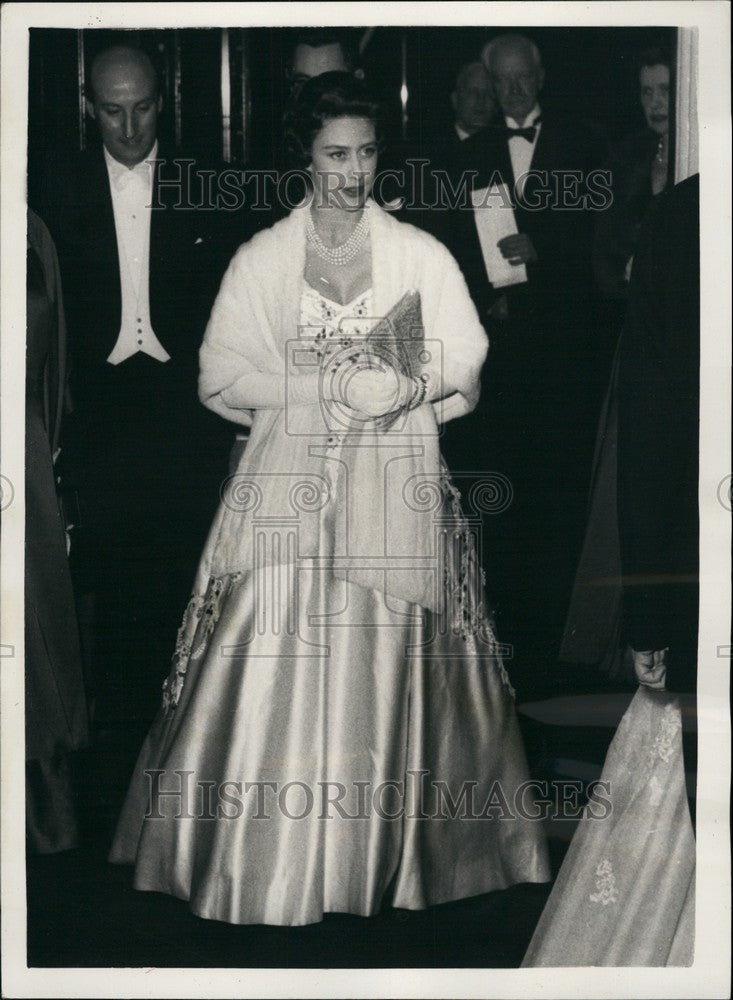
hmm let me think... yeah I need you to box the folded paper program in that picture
[471,183,528,288]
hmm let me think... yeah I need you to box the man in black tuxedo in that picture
[438,60,496,162]
[286,27,358,95]
[439,34,610,685]
[249,27,362,223]
[38,45,237,725]
[400,61,496,239]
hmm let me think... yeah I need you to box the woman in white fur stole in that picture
[110,72,549,927]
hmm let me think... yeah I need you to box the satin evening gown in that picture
[522,686,695,966]
[110,285,550,925]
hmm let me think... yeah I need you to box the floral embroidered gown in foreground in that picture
[522,687,695,966]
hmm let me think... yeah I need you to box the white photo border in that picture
[2,3,730,998]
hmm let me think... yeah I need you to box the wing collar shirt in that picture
[505,104,542,201]
[104,142,171,365]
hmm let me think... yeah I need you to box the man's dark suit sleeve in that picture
[617,175,699,690]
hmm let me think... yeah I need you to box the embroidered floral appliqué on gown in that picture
[112,279,549,928]
[523,686,695,966]
[300,284,375,450]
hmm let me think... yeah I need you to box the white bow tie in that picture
[112,162,149,192]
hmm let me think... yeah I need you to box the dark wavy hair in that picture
[283,71,384,169]
[285,28,358,74]
[634,45,672,80]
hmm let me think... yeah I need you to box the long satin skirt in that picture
[110,523,550,926]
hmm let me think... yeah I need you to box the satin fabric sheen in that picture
[110,563,550,925]
[110,286,550,925]
[522,686,695,966]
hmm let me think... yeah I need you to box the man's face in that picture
[640,64,670,136]
[289,43,349,93]
[490,44,544,124]
[88,59,161,168]
[452,65,495,135]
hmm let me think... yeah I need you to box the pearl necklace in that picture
[306,209,370,266]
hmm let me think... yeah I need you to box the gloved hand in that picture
[335,364,414,417]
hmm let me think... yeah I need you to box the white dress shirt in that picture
[454,122,472,142]
[104,142,171,365]
[505,104,542,201]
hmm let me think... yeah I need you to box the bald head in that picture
[452,61,495,136]
[90,46,158,101]
[481,33,544,125]
[88,46,161,167]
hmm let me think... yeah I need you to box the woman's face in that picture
[640,63,670,135]
[308,115,378,210]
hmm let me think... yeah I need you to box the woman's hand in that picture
[335,364,414,417]
[631,647,667,691]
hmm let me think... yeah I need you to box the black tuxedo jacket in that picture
[420,124,466,176]
[438,114,612,525]
[37,144,241,412]
[36,145,240,543]
[394,124,471,241]
[443,112,608,325]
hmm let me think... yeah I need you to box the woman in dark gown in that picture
[593,46,671,315]
[562,45,672,675]
[25,209,88,852]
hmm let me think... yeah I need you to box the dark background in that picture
[24,22,684,972]
[28,25,675,175]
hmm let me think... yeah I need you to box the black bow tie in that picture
[503,121,540,142]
